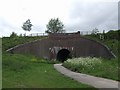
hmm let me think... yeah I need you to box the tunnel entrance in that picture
[57,49,71,62]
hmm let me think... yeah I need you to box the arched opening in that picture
[57,49,71,62]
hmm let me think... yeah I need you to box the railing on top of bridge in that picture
[80,31,93,35]
[27,33,48,37]
[25,31,92,37]
[48,31,80,39]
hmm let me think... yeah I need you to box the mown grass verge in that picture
[63,57,119,81]
[2,53,96,89]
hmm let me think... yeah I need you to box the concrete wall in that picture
[7,33,115,60]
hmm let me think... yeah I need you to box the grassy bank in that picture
[2,30,119,88]
[2,53,96,88]
[84,30,119,57]
[2,36,47,52]
[63,57,119,81]
[84,35,119,57]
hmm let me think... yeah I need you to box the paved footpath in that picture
[54,64,119,90]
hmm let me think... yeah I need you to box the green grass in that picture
[84,35,119,57]
[2,32,119,88]
[2,36,96,88]
[63,57,119,81]
[103,39,119,56]
[2,53,96,88]
[2,36,47,52]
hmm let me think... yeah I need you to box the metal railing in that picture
[21,31,93,37]
[28,33,48,36]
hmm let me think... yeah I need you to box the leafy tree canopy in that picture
[92,28,99,35]
[22,19,33,31]
[45,18,65,33]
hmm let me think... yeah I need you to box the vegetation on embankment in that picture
[2,53,96,88]
[63,30,119,81]
[2,36,96,88]
[84,30,120,57]
[2,36,47,52]
[2,30,119,88]
[63,57,119,81]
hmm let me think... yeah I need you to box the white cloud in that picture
[66,1,118,32]
[0,0,119,37]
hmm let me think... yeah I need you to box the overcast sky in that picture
[0,0,119,37]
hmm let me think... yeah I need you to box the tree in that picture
[45,18,65,33]
[22,19,33,31]
[10,32,17,38]
[92,28,99,35]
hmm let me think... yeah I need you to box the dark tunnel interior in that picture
[57,49,71,62]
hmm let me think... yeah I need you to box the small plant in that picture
[46,59,61,64]
[31,58,38,62]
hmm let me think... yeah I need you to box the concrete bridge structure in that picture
[8,32,115,62]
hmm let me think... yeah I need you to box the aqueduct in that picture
[7,32,115,62]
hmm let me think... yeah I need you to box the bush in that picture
[10,32,18,38]
[105,30,120,40]
[63,57,118,80]
[63,57,102,72]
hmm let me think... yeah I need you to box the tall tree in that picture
[45,18,65,33]
[92,28,99,35]
[22,19,33,31]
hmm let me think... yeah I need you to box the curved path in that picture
[54,64,119,89]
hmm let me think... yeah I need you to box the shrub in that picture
[63,57,118,80]
[10,32,18,38]
[64,57,102,69]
